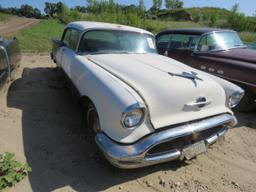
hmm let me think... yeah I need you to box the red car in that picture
[156,28,256,112]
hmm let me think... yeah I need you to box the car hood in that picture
[86,53,230,129]
[208,48,256,64]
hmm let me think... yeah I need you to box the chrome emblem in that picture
[168,71,203,87]
[184,96,212,111]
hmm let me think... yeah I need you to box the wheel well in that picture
[79,95,94,109]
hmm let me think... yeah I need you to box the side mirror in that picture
[52,38,67,48]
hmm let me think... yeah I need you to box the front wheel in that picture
[85,103,101,133]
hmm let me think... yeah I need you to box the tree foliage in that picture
[139,0,146,11]
[227,3,256,32]
[0,4,43,18]
[152,0,163,10]
[165,0,183,10]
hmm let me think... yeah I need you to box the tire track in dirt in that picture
[0,17,40,36]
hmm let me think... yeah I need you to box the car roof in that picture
[66,21,153,36]
[156,28,236,37]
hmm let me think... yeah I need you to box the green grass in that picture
[11,16,203,52]
[145,19,204,34]
[0,13,13,21]
[239,31,256,44]
[9,15,255,52]
[11,19,64,52]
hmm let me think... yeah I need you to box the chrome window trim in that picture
[194,30,246,53]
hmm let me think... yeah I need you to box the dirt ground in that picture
[0,53,255,192]
[0,17,39,36]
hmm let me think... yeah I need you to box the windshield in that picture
[78,30,156,54]
[197,31,245,52]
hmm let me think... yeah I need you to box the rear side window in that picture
[157,34,199,50]
[62,28,81,51]
[157,34,171,49]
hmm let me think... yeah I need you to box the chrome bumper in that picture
[95,114,237,169]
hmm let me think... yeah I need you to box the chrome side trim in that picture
[96,114,237,169]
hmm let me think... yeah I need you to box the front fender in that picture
[72,55,154,143]
[196,69,244,106]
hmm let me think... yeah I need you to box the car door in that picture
[56,28,81,79]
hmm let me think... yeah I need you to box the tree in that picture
[19,4,34,17]
[44,2,57,17]
[152,0,162,10]
[86,0,97,6]
[139,0,146,11]
[165,0,183,10]
[165,0,174,9]
[73,6,87,13]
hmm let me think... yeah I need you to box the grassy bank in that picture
[12,19,64,52]
[0,13,13,21]
[10,16,256,52]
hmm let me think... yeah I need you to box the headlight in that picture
[121,104,145,128]
[228,90,245,108]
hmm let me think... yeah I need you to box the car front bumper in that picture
[95,114,237,169]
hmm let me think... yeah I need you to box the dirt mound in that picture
[0,17,39,36]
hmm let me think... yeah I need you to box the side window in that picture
[157,34,171,49]
[62,28,81,51]
[197,34,215,52]
[69,30,81,50]
[62,29,72,46]
[168,34,198,50]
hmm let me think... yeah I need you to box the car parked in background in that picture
[156,28,256,112]
[51,22,243,169]
[0,36,21,90]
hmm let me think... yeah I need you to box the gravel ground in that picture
[0,53,255,192]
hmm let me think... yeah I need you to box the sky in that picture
[0,0,255,16]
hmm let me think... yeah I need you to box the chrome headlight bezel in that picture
[121,103,145,129]
[228,90,245,108]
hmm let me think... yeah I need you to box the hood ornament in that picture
[168,71,203,87]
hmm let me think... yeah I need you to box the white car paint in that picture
[55,21,242,144]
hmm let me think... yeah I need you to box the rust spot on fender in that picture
[127,146,134,154]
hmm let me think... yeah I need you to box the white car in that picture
[51,21,244,169]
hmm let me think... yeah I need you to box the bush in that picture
[57,3,83,24]
[227,4,255,32]
[156,9,193,21]
[208,14,217,27]
[0,152,31,190]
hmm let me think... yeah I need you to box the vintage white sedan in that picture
[51,21,244,169]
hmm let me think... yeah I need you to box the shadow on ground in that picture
[235,110,256,129]
[7,67,187,192]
